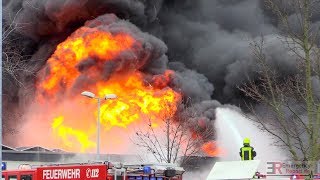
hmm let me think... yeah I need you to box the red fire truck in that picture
[2,161,184,180]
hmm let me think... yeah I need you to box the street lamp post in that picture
[96,97,101,160]
[81,91,117,160]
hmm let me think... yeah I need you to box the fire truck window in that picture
[8,175,17,180]
[21,175,32,180]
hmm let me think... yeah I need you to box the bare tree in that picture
[239,0,320,177]
[133,100,215,166]
[2,8,36,86]
[2,7,43,144]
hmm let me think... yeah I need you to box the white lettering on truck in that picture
[86,168,99,178]
[42,169,80,179]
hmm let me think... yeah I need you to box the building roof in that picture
[2,144,16,151]
[51,148,68,153]
[16,146,53,152]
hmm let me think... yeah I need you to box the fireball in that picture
[34,15,182,152]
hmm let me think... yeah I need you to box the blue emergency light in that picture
[143,166,151,174]
[128,176,163,180]
[128,176,148,180]
[1,162,7,170]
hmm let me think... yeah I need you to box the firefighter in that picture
[239,137,256,160]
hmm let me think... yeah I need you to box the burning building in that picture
[2,0,221,157]
[30,14,187,153]
[3,0,320,160]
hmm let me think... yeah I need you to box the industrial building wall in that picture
[2,149,141,170]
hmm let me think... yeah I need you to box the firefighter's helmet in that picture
[243,137,250,145]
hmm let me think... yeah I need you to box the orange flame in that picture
[202,141,225,157]
[38,27,136,97]
[34,25,182,152]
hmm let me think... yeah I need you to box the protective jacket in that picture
[239,145,256,160]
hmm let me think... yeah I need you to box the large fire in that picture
[34,23,182,152]
[16,15,221,157]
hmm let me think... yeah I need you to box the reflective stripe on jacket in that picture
[240,146,253,160]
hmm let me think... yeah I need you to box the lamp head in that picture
[81,91,96,98]
[104,94,117,100]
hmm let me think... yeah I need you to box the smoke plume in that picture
[2,0,320,154]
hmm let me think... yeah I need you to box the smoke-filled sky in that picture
[2,0,320,148]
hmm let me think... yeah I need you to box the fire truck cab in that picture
[2,161,184,180]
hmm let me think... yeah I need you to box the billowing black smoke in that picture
[2,0,320,146]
